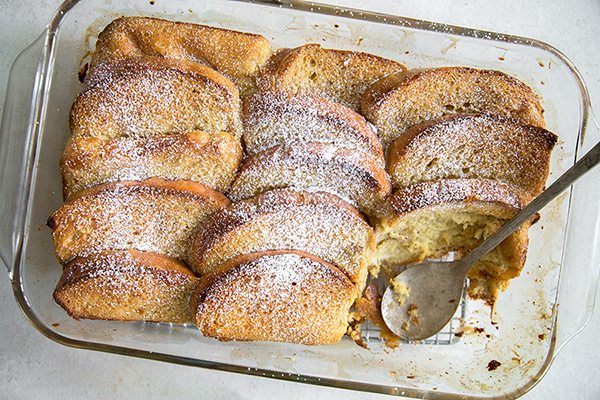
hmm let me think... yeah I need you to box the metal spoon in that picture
[381,140,600,341]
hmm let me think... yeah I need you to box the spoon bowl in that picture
[381,260,468,341]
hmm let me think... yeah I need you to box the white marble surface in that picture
[1,0,599,399]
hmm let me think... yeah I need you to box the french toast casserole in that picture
[48,16,557,346]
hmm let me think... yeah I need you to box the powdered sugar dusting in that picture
[60,251,194,286]
[55,251,198,323]
[229,142,391,214]
[243,91,384,163]
[189,189,373,286]
[61,131,242,198]
[194,252,355,344]
[364,67,546,148]
[50,181,227,263]
[388,113,557,195]
[386,178,531,217]
[71,57,241,140]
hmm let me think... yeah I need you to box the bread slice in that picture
[228,142,391,216]
[374,178,534,304]
[54,250,198,323]
[48,178,230,264]
[71,56,241,140]
[257,44,405,111]
[242,90,384,163]
[361,67,546,148]
[91,16,272,94]
[188,189,373,288]
[190,250,356,345]
[387,113,557,195]
[60,131,243,200]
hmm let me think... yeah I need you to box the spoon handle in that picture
[460,140,600,269]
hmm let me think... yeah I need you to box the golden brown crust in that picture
[258,44,405,111]
[92,16,272,94]
[188,189,374,288]
[71,56,241,140]
[386,113,557,195]
[49,178,230,264]
[242,90,384,162]
[229,142,391,215]
[60,131,243,199]
[54,250,198,323]
[190,250,356,345]
[361,67,546,148]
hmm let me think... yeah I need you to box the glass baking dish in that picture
[1,0,599,398]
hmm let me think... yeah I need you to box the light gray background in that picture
[1,0,599,399]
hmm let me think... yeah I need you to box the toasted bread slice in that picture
[188,189,373,288]
[242,91,384,163]
[54,250,198,323]
[361,67,546,148]
[61,131,243,200]
[48,178,229,264]
[374,178,534,304]
[190,250,356,344]
[71,56,241,140]
[258,44,405,111]
[228,142,391,216]
[91,16,272,94]
[387,114,557,195]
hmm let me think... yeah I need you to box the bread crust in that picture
[382,178,532,219]
[190,250,356,345]
[361,67,546,148]
[54,250,198,323]
[188,189,374,287]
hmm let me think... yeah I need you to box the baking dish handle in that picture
[553,110,600,354]
[0,32,47,279]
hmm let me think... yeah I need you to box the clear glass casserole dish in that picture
[1,0,599,398]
